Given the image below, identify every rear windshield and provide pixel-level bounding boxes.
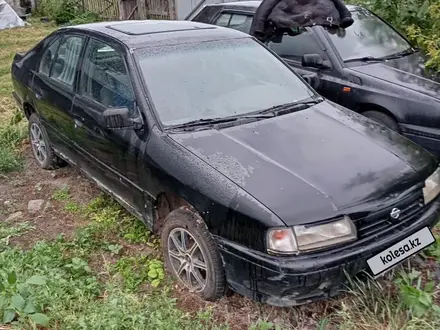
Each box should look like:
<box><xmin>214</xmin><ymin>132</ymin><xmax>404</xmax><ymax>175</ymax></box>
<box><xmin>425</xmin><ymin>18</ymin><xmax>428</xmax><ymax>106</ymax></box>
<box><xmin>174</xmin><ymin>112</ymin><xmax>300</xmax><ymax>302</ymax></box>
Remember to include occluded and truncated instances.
<box><xmin>135</xmin><ymin>38</ymin><xmax>315</xmax><ymax>126</ymax></box>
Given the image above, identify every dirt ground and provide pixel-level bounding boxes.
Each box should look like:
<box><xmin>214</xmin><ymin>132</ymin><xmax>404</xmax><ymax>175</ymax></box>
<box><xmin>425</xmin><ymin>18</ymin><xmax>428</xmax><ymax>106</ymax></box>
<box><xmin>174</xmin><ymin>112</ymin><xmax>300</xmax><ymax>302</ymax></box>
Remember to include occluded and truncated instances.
<box><xmin>0</xmin><ymin>142</ymin><xmax>343</xmax><ymax>329</ymax></box>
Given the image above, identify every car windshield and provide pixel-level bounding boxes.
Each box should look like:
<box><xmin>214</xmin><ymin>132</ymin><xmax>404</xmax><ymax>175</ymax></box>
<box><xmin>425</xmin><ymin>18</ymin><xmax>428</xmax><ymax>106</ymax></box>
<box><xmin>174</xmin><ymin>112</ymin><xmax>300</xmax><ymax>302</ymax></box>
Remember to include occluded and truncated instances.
<box><xmin>135</xmin><ymin>38</ymin><xmax>315</xmax><ymax>126</ymax></box>
<box><xmin>326</xmin><ymin>9</ymin><xmax>413</xmax><ymax>61</ymax></box>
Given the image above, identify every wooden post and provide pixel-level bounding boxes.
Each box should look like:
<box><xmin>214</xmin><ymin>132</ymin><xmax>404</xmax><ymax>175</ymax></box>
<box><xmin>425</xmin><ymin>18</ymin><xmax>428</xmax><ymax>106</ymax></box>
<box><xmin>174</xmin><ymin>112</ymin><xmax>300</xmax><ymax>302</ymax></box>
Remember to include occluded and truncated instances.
<box><xmin>137</xmin><ymin>0</ymin><xmax>147</xmax><ymax>19</ymax></box>
<box><xmin>169</xmin><ymin>0</ymin><xmax>177</xmax><ymax>20</ymax></box>
<box><xmin>118</xmin><ymin>0</ymin><xmax>127</xmax><ymax>19</ymax></box>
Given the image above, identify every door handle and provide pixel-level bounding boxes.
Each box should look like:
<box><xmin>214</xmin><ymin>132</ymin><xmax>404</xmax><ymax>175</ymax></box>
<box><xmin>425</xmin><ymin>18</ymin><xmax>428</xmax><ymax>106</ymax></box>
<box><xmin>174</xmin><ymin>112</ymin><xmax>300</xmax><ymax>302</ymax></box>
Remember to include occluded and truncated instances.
<box><xmin>74</xmin><ymin>118</ymin><xmax>83</xmax><ymax>128</ymax></box>
<box><xmin>34</xmin><ymin>88</ymin><xmax>43</xmax><ymax>100</ymax></box>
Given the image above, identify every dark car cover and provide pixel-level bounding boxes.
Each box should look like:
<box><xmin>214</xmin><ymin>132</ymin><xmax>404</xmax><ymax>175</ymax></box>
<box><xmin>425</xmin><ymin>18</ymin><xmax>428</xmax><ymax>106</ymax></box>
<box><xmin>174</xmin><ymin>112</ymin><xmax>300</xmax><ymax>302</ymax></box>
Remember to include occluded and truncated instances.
<box><xmin>250</xmin><ymin>0</ymin><xmax>354</xmax><ymax>42</ymax></box>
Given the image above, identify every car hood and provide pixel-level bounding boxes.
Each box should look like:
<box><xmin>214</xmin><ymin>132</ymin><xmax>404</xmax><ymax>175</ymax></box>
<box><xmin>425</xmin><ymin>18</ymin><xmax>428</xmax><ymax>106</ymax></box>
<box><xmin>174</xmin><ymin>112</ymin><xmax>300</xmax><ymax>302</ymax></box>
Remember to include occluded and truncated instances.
<box><xmin>351</xmin><ymin>52</ymin><xmax>440</xmax><ymax>100</ymax></box>
<box><xmin>170</xmin><ymin>101</ymin><xmax>437</xmax><ymax>226</ymax></box>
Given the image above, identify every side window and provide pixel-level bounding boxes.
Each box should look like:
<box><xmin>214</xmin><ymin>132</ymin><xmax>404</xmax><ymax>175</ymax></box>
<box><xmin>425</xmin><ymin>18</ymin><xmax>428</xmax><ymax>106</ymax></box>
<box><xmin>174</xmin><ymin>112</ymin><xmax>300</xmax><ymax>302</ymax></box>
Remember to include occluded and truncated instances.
<box><xmin>214</xmin><ymin>13</ymin><xmax>253</xmax><ymax>34</ymax></box>
<box><xmin>38</xmin><ymin>37</ymin><xmax>62</xmax><ymax>76</ymax></box>
<box><xmin>80</xmin><ymin>39</ymin><xmax>135</xmax><ymax>112</ymax></box>
<box><xmin>215</xmin><ymin>13</ymin><xmax>231</xmax><ymax>27</ymax></box>
<box><xmin>50</xmin><ymin>36</ymin><xmax>85</xmax><ymax>87</ymax></box>
<box><xmin>228</xmin><ymin>14</ymin><xmax>253</xmax><ymax>33</ymax></box>
<box><xmin>269</xmin><ymin>29</ymin><xmax>328</xmax><ymax>62</ymax></box>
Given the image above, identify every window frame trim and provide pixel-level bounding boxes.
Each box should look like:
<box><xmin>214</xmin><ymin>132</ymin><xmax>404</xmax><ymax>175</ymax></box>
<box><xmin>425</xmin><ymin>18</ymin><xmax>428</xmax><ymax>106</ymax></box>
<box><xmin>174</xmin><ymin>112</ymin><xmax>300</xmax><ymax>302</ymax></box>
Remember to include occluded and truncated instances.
<box><xmin>78</xmin><ymin>36</ymin><xmax>137</xmax><ymax>112</ymax></box>
<box><xmin>37</xmin><ymin>34</ymin><xmax>63</xmax><ymax>77</ymax></box>
<box><xmin>40</xmin><ymin>33</ymin><xmax>87</xmax><ymax>92</ymax></box>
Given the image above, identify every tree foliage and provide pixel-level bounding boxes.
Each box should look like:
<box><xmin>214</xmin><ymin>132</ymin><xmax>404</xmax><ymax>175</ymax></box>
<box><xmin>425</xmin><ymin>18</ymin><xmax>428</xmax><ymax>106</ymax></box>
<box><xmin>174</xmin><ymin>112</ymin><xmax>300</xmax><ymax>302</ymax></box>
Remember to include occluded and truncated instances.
<box><xmin>349</xmin><ymin>0</ymin><xmax>440</xmax><ymax>72</ymax></box>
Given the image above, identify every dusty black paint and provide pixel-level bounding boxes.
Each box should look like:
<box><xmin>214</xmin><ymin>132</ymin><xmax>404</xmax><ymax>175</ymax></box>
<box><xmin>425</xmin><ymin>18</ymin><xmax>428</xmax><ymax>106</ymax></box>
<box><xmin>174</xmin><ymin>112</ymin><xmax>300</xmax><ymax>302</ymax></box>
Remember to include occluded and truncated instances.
<box><xmin>10</xmin><ymin>20</ymin><xmax>440</xmax><ymax>306</ymax></box>
<box><xmin>191</xmin><ymin>1</ymin><xmax>440</xmax><ymax>157</ymax></box>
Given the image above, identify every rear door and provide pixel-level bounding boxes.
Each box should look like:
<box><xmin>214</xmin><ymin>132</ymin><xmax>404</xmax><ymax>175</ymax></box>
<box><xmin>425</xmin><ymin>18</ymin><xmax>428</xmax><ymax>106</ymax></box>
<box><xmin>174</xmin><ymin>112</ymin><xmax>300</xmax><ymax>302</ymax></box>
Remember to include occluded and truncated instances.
<box><xmin>32</xmin><ymin>34</ymin><xmax>86</xmax><ymax>159</ymax></box>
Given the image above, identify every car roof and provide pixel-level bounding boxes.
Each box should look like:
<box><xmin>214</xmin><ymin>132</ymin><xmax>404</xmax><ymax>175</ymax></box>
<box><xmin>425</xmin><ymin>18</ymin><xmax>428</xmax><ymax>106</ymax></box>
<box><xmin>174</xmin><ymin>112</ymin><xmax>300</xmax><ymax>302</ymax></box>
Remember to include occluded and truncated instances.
<box><xmin>209</xmin><ymin>1</ymin><xmax>362</xmax><ymax>12</ymax></box>
<box><xmin>61</xmin><ymin>20</ymin><xmax>250</xmax><ymax>48</ymax></box>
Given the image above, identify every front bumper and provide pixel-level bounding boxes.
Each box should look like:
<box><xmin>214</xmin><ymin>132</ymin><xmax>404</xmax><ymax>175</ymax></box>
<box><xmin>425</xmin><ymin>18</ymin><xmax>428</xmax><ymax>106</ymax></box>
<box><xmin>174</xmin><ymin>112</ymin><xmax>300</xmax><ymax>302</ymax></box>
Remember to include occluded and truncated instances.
<box><xmin>216</xmin><ymin>199</ymin><xmax>440</xmax><ymax>307</ymax></box>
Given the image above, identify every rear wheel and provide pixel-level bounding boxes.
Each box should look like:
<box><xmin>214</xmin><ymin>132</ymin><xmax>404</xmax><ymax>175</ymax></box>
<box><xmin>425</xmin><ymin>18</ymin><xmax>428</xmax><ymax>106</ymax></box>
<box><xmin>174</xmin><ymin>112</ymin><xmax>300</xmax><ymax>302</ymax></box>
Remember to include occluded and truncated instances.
<box><xmin>362</xmin><ymin>110</ymin><xmax>399</xmax><ymax>132</ymax></box>
<box><xmin>161</xmin><ymin>209</ymin><xmax>225</xmax><ymax>301</ymax></box>
<box><xmin>28</xmin><ymin>113</ymin><xmax>66</xmax><ymax>169</ymax></box>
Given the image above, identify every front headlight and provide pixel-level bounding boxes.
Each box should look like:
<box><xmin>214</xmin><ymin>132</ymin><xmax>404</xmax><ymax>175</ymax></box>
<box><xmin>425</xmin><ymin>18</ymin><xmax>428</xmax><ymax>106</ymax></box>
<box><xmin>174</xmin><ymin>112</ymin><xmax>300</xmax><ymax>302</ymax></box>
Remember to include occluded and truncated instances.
<box><xmin>423</xmin><ymin>167</ymin><xmax>440</xmax><ymax>205</ymax></box>
<box><xmin>267</xmin><ymin>216</ymin><xmax>357</xmax><ymax>255</ymax></box>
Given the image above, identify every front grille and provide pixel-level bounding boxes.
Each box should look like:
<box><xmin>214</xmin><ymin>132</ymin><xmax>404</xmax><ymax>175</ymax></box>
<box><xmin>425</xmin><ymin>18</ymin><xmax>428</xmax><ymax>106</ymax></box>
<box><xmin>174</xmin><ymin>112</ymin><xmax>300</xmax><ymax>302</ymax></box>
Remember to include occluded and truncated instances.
<box><xmin>354</xmin><ymin>192</ymin><xmax>425</xmax><ymax>239</ymax></box>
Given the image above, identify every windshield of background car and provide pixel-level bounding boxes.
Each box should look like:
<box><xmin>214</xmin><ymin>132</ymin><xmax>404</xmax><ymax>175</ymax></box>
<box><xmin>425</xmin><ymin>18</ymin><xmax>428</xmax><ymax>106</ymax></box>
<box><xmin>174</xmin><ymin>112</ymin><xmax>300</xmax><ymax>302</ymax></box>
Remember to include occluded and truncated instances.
<box><xmin>327</xmin><ymin>9</ymin><xmax>412</xmax><ymax>61</ymax></box>
<box><xmin>135</xmin><ymin>38</ymin><xmax>315</xmax><ymax>126</ymax></box>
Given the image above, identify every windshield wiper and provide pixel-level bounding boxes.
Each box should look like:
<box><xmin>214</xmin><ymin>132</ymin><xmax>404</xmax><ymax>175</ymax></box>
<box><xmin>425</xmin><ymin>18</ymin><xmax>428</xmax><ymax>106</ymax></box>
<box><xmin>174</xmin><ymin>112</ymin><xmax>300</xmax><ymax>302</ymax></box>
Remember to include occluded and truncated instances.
<box><xmin>168</xmin><ymin>113</ymin><xmax>275</xmax><ymax>130</ymax></box>
<box><xmin>168</xmin><ymin>99</ymin><xmax>321</xmax><ymax>131</ymax></box>
<box><xmin>258</xmin><ymin>98</ymin><xmax>323</xmax><ymax>115</ymax></box>
<box><xmin>383</xmin><ymin>48</ymin><xmax>418</xmax><ymax>60</ymax></box>
<box><xmin>344</xmin><ymin>56</ymin><xmax>386</xmax><ymax>63</ymax></box>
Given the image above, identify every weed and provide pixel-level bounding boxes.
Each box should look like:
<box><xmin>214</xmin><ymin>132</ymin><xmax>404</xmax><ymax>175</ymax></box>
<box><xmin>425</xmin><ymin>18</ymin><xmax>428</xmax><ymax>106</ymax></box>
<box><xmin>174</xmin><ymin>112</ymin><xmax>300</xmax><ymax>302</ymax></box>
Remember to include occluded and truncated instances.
<box><xmin>395</xmin><ymin>269</ymin><xmax>440</xmax><ymax>317</ymax></box>
<box><xmin>52</xmin><ymin>185</ymin><xmax>70</xmax><ymax>201</ymax></box>
<box><xmin>113</xmin><ymin>256</ymin><xmax>165</xmax><ymax>291</ymax></box>
<box><xmin>0</xmin><ymin>123</ymin><xmax>26</xmax><ymax>173</ymax></box>
<box><xmin>421</xmin><ymin>233</ymin><xmax>440</xmax><ymax>261</ymax></box>
<box><xmin>250</xmin><ymin>319</ymin><xmax>282</xmax><ymax>330</ymax></box>
<box><xmin>0</xmin><ymin>272</ymin><xmax>49</xmax><ymax>326</ymax></box>
<box><xmin>104</xmin><ymin>243</ymin><xmax>123</xmax><ymax>255</ymax></box>
<box><xmin>122</xmin><ymin>216</ymin><xmax>151</xmax><ymax>244</ymax></box>
<box><xmin>0</xmin><ymin>222</ymin><xmax>34</xmax><ymax>250</ymax></box>
<box><xmin>64</xmin><ymin>200</ymin><xmax>82</xmax><ymax>213</ymax></box>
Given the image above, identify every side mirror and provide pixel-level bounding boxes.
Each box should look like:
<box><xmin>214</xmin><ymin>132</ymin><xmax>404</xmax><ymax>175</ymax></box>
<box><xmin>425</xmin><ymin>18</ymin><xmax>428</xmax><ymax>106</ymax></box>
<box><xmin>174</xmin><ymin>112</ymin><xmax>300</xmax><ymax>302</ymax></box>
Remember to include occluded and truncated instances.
<box><xmin>301</xmin><ymin>53</ymin><xmax>331</xmax><ymax>70</ymax></box>
<box><xmin>101</xmin><ymin>107</ymin><xmax>143</xmax><ymax>130</ymax></box>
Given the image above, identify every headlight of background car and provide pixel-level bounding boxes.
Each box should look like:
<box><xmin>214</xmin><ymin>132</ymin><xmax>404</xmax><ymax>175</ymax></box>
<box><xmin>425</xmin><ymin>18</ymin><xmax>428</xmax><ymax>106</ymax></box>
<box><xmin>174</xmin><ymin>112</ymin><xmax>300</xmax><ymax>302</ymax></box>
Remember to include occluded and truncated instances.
<box><xmin>267</xmin><ymin>216</ymin><xmax>357</xmax><ymax>255</ymax></box>
<box><xmin>423</xmin><ymin>167</ymin><xmax>440</xmax><ymax>205</ymax></box>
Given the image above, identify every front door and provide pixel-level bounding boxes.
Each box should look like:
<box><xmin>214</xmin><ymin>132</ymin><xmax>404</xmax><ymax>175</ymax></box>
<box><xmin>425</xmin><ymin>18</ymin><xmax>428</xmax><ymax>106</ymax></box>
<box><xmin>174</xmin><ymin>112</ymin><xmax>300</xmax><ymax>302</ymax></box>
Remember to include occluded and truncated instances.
<box><xmin>71</xmin><ymin>37</ymin><xmax>145</xmax><ymax>215</ymax></box>
<box><xmin>32</xmin><ymin>34</ymin><xmax>86</xmax><ymax>160</ymax></box>
<box><xmin>266</xmin><ymin>28</ymin><xmax>343</xmax><ymax>102</ymax></box>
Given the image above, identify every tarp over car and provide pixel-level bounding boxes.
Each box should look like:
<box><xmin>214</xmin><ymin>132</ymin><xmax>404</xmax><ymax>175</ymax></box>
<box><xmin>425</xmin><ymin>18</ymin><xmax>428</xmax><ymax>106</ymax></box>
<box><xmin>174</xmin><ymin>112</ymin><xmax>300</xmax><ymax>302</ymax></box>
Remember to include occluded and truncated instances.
<box><xmin>0</xmin><ymin>0</ymin><xmax>25</xmax><ymax>30</ymax></box>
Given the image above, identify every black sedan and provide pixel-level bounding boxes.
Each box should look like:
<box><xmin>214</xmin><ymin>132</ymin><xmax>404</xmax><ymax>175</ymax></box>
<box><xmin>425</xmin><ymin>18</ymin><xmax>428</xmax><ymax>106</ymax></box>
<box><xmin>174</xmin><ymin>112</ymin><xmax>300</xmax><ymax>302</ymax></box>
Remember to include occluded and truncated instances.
<box><xmin>189</xmin><ymin>1</ymin><xmax>440</xmax><ymax>157</ymax></box>
<box><xmin>11</xmin><ymin>20</ymin><xmax>440</xmax><ymax>307</ymax></box>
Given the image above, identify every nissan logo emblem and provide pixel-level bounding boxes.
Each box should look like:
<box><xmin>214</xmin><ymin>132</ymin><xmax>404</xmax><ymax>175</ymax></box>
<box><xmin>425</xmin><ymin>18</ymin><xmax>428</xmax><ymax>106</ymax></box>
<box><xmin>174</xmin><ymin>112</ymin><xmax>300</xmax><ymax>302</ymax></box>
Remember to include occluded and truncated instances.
<box><xmin>390</xmin><ymin>208</ymin><xmax>401</xmax><ymax>219</ymax></box>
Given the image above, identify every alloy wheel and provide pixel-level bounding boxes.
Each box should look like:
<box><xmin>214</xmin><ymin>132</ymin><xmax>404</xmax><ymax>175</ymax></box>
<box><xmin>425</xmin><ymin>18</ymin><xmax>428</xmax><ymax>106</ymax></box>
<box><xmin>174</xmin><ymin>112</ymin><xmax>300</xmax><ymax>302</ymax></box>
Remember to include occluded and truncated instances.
<box><xmin>167</xmin><ymin>227</ymin><xmax>208</xmax><ymax>292</ymax></box>
<box><xmin>30</xmin><ymin>123</ymin><xmax>47</xmax><ymax>165</ymax></box>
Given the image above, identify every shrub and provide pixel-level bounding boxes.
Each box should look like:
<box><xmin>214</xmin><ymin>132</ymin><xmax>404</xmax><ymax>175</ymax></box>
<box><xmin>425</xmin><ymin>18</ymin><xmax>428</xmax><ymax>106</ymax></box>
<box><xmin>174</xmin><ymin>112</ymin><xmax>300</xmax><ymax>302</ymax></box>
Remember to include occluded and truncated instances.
<box><xmin>37</xmin><ymin>0</ymin><xmax>100</xmax><ymax>25</ymax></box>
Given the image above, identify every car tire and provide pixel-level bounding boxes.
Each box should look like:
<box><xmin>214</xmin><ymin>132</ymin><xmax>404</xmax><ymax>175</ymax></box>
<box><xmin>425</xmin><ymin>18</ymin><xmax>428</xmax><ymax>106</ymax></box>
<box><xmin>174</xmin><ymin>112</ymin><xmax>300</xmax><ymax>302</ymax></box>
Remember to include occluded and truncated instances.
<box><xmin>161</xmin><ymin>208</ymin><xmax>226</xmax><ymax>301</ymax></box>
<box><xmin>362</xmin><ymin>111</ymin><xmax>399</xmax><ymax>132</ymax></box>
<box><xmin>28</xmin><ymin>113</ymin><xmax>66</xmax><ymax>169</ymax></box>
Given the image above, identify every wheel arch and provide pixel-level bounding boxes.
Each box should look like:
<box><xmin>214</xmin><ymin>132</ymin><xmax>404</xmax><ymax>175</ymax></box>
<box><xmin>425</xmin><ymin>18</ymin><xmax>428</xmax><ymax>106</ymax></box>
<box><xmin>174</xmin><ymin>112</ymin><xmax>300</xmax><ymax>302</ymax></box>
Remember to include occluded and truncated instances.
<box><xmin>357</xmin><ymin>103</ymin><xmax>399</xmax><ymax>123</ymax></box>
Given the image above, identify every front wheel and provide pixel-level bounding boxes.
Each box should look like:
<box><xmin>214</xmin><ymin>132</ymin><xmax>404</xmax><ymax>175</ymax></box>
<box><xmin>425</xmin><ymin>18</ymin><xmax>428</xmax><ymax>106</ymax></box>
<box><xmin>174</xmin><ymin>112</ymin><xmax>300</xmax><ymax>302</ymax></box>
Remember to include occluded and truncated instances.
<box><xmin>161</xmin><ymin>209</ymin><xmax>226</xmax><ymax>301</ymax></box>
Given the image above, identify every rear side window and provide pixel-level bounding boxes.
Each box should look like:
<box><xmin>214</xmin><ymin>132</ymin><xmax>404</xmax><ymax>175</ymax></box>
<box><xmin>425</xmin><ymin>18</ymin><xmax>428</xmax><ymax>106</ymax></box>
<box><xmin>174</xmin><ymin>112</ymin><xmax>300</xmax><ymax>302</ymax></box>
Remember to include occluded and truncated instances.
<box><xmin>38</xmin><ymin>37</ymin><xmax>62</xmax><ymax>76</ymax></box>
<box><xmin>228</xmin><ymin>14</ymin><xmax>253</xmax><ymax>33</ymax></box>
<box><xmin>214</xmin><ymin>13</ymin><xmax>253</xmax><ymax>33</ymax></box>
<box><xmin>80</xmin><ymin>39</ymin><xmax>135</xmax><ymax>112</ymax></box>
<box><xmin>268</xmin><ymin>29</ymin><xmax>328</xmax><ymax>62</ymax></box>
<box><xmin>51</xmin><ymin>35</ymin><xmax>85</xmax><ymax>87</ymax></box>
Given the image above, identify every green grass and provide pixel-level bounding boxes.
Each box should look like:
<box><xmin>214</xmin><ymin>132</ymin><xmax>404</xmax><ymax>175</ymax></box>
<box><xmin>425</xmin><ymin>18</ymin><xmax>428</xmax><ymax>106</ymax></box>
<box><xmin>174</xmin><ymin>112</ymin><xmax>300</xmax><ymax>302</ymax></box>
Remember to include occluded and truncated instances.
<box><xmin>0</xmin><ymin>195</ymin><xmax>227</xmax><ymax>329</ymax></box>
<box><xmin>0</xmin><ymin>20</ymin><xmax>55</xmax><ymax>174</ymax></box>
<box><xmin>0</xmin><ymin>121</ymin><xmax>26</xmax><ymax>173</ymax></box>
